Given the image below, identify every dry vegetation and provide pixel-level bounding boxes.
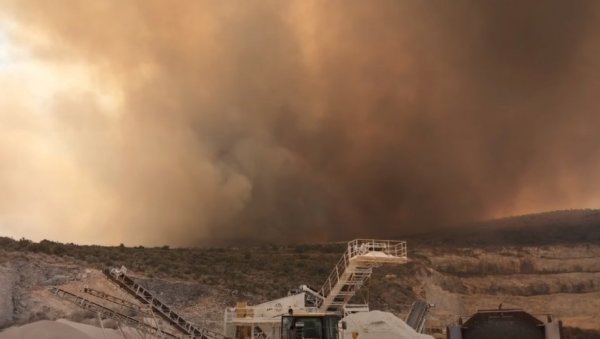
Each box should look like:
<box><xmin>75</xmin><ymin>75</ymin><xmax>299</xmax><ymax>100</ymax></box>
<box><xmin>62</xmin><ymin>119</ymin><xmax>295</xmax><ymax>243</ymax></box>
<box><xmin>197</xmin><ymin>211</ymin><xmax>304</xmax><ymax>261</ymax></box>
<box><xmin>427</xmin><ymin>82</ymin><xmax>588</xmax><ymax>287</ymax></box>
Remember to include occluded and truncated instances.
<box><xmin>0</xmin><ymin>237</ymin><xmax>348</xmax><ymax>303</ymax></box>
<box><xmin>1</xmin><ymin>209</ymin><xmax>600</xmax><ymax>338</ymax></box>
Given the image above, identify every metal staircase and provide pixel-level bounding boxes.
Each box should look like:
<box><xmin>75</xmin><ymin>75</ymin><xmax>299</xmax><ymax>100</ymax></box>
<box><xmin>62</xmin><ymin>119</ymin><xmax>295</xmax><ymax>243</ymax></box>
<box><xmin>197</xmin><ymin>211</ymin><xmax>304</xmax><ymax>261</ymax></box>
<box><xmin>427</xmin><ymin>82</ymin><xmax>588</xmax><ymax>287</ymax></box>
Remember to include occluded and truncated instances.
<box><xmin>49</xmin><ymin>287</ymin><xmax>176</xmax><ymax>338</ymax></box>
<box><xmin>104</xmin><ymin>267</ymin><xmax>225</xmax><ymax>339</ymax></box>
<box><xmin>317</xmin><ymin>239</ymin><xmax>407</xmax><ymax>312</ymax></box>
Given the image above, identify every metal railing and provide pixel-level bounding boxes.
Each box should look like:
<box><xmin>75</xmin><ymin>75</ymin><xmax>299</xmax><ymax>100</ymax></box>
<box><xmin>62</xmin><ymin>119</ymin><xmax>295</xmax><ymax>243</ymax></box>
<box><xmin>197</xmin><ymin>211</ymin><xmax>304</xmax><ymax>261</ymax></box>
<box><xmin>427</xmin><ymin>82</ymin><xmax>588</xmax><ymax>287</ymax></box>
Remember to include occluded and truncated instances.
<box><xmin>343</xmin><ymin>304</ymin><xmax>370</xmax><ymax>317</ymax></box>
<box><xmin>318</xmin><ymin>239</ymin><xmax>407</xmax><ymax>312</ymax></box>
<box><xmin>318</xmin><ymin>251</ymin><xmax>350</xmax><ymax>306</ymax></box>
<box><xmin>347</xmin><ymin>239</ymin><xmax>407</xmax><ymax>258</ymax></box>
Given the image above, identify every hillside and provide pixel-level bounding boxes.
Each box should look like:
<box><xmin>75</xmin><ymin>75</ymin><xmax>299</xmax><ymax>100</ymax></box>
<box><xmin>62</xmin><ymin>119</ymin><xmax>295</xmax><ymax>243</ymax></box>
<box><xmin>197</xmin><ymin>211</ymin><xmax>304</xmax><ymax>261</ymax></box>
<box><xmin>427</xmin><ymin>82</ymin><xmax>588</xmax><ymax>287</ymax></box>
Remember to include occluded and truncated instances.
<box><xmin>408</xmin><ymin>209</ymin><xmax>600</xmax><ymax>247</ymax></box>
<box><xmin>0</xmin><ymin>210</ymin><xmax>599</xmax><ymax>338</ymax></box>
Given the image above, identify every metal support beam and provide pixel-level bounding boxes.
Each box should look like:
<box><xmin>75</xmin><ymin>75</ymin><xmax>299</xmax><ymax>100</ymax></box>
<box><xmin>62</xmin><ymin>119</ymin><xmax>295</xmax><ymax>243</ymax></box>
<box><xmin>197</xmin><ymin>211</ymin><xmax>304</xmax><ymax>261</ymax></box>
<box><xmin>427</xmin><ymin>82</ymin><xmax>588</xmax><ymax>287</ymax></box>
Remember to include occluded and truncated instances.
<box><xmin>49</xmin><ymin>287</ymin><xmax>176</xmax><ymax>338</ymax></box>
<box><xmin>103</xmin><ymin>267</ymin><xmax>224</xmax><ymax>339</ymax></box>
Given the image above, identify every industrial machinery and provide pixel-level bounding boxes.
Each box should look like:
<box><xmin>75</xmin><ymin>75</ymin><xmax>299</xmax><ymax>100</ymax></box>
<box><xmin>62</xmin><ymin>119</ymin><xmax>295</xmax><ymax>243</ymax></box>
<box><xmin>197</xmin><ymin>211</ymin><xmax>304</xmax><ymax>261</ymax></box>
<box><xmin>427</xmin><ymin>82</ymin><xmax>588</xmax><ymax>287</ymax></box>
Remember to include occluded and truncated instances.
<box><xmin>104</xmin><ymin>266</ymin><xmax>225</xmax><ymax>339</ymax></box>
<box><xmin>446</xmin><ymin>308</ymin><xmax>562</xmax><ymax>339</ymax></box>
<box><xmin>281</xmin><ymin>312</ymin><xmax>341</xmax><ymax>339</ymax></box>
<box><xmin>51</xmin><ymin>266</ymin><xmax>224</xmax><ymax>339</ymax></box>
<box><xmin>49</xmin><ymin>286</ymin><xmax>177</xmax><ymax>338</ymax></box>
<box><xmin>46</xmin><ymin>239</ymin><xmax>570</xmax><ymax>339</ymax></box>
<box><xmin>50</xmin><ymin>239</ymin><xmax>410</xmax><ymax>339</ymax></box>
<box><xmin>406</xmin><ymin>300</ymin><xmax>432</xmax><ymax>334</ymax></box>
<box><xmin>224</xmin><ymin>239</ymin><xmax>408</xmax><ymax>339</ymax></box>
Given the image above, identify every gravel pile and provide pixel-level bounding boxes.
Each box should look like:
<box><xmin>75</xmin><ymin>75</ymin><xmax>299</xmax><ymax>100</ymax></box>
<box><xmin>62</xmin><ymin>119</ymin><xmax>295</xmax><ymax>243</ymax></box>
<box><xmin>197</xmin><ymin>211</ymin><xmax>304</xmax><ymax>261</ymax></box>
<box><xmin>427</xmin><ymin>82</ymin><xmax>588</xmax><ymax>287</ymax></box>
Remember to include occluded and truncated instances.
<box><xmin>342</xmin><ymin>310</ymin><xmax>434</xmax><ymax>339</ymax></box>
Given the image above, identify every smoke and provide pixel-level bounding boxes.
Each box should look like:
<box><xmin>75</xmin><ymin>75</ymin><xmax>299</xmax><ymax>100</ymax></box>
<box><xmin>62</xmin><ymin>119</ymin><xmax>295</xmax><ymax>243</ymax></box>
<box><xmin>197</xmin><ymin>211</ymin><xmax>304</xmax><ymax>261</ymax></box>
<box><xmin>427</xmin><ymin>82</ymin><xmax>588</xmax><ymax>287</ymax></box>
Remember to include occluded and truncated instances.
<box><xmin>0</xmin><ymin>0</ymin><xmax>599</xmax><ymax>245</ymax></box>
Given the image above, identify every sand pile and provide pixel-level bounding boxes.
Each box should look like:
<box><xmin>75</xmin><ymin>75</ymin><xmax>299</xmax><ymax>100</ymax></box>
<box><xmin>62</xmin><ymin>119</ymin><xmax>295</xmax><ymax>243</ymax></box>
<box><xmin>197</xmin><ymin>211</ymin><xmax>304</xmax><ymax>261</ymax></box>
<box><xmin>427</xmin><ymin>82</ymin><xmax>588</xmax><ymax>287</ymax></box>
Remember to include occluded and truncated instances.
<box><xmin>0</xmin><ymin>319</ymin><xmax>143</xmax><ymax>339</ymax></box>
<box><xmin>342</xmin><ymin>311</ymin><xmax>434</xmax><ymax>339</ymax></box>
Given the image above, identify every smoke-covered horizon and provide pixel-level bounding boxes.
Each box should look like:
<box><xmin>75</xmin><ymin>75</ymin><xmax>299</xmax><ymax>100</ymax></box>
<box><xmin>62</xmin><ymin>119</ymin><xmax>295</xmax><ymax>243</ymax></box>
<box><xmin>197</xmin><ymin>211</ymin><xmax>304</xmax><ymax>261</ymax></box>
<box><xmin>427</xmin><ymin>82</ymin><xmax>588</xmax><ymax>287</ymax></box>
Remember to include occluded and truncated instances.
<box><xmin>0</xmin><ymin>1</ymin><xmax>599</xmax><ymax>246</ymax></box>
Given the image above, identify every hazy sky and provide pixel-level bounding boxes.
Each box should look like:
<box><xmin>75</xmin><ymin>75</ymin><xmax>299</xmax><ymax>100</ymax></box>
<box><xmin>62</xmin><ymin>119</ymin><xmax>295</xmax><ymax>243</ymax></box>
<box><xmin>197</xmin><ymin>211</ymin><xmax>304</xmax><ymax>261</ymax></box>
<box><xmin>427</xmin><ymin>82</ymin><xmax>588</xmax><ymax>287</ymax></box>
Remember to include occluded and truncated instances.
<box><xmin>0</xmin><ymin>1</ymin><xmax>599</xmax><ymax>246</ymax></box>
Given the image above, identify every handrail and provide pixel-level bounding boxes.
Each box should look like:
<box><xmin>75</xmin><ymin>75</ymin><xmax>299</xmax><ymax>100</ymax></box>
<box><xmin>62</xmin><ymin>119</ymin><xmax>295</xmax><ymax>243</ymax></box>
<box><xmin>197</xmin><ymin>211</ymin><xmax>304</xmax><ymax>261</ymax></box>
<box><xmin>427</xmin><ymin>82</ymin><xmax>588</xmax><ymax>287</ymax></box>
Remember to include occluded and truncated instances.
<box><xmin>317</xmin><ymin>239</ymin><xmax>407</xmax><ymax>312</ymax></box>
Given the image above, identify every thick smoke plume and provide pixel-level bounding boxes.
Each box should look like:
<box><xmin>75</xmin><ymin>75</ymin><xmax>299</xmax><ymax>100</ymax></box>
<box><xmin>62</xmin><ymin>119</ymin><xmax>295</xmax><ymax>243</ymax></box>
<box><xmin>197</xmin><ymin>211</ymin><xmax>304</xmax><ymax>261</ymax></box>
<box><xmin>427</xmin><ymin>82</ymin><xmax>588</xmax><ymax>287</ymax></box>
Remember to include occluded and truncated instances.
<box><xmin>0</xmin><ymin>1</ymin><xmax>599</xmax><ymax>245</ymax></box>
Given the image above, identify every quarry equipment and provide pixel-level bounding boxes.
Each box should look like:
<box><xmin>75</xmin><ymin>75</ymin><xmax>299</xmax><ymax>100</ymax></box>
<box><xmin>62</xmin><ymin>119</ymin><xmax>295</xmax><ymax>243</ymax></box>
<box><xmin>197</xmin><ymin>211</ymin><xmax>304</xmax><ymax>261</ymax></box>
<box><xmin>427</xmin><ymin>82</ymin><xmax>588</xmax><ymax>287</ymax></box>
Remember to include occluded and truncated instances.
<box><xmin>446</xmin><ymin>308</ymin><xmax>562</xmax><ymax>339</ymax></box>
<box><xmin>318</xmin><ymin>239</ymin><xmax>407</xmax><ymax>312</ymax></box>
<box><xmin>281</xmin><ymin>312</ymin><xmax>341</xmax><ymax>339</ymax></box>
<box><xmin>104</xmin><ymin>266</ymin><xmax>225</xmax><ymax>339</ymax></box>
<box><xmin>83</xmin><ymin>286</ymin><xmax>150</xmax><ymax>316</ymax></box>
<box><xmin>406</xmin><ymin>300</ymin><xmax>432</xmax><ymax>334</ymax></box>
<box><xmin>224</xmin><ymin>239</ymin><xmax>408</xmax><ymax>339</ymax></box>
<box><xmin>49</xmin><ymin>286</ymin><xmax>177</xmax><ymax>338</ymax></box>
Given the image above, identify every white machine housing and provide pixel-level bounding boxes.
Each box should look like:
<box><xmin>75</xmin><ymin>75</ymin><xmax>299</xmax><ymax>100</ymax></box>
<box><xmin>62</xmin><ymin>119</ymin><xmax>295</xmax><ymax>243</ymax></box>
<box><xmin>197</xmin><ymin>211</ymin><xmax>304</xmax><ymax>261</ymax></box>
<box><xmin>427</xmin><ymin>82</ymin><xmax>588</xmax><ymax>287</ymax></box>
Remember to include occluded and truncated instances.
<box><xmin>224</xmin><ymin>239</ymin><xmax>408</xmax><ymax>339</ymax></box>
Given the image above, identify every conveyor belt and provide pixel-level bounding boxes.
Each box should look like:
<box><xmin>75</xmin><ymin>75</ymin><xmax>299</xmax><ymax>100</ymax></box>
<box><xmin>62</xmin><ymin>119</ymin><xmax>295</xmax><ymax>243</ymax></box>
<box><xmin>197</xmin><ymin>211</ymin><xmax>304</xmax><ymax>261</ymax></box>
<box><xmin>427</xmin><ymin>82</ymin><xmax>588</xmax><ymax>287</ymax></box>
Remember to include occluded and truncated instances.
<box><xmin>49</xmin><ymin>287</ymin><xmax>176</xmax><ymax>338</ymax></box>
<box><xmin>103</xmin><ymin>267</ymin><xmax>225</xmax><ymax>339</ymax></box>
<box><xmin>83</xmin><ymin>287</ymin><xmax>149</xmax><ymax>315</ymax></box>
<box><xmin>406</xmin><ymin>300</ymin><xmax>430</xmax><ymax>333</ymax></box>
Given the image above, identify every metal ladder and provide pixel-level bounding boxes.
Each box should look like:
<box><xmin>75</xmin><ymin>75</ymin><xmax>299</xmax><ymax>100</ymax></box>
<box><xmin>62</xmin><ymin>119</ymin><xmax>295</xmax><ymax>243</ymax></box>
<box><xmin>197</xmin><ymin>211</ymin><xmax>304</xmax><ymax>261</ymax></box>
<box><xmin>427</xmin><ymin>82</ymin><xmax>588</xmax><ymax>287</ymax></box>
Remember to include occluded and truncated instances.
<box><xmin>317</xmin><ymin>239</ymin><xmax>407</xmax><ymax>312</ymax></box>
<box><xmin>103</xmin><ymin>267</ymin><xmax>225</xmax><ymax>339</ymax></box>
<box><xmin>49</xmin><ymin>287</ymin><xmax>176</xmax><ymax>338</ymax></box>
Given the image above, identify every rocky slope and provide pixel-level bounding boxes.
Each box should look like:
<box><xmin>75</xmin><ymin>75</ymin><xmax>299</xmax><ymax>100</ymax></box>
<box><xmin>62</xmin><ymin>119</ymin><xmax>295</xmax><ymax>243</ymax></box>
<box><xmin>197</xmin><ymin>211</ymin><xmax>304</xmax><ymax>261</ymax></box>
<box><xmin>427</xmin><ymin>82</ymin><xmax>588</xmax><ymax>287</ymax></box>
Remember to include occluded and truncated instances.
<box><xmin>0</xmin><ymin>209</ymin><xmax>599</xmax><ymax>338</ymax></box>
<box><xmin>0</xmin><ymin>251</ymin><xmax>84</xmax><ymax>328</ymax></box>
<box><xmin>412</xmin><ymin>244</ymin><xmax>600</xmax><ymax>331</ymax></box>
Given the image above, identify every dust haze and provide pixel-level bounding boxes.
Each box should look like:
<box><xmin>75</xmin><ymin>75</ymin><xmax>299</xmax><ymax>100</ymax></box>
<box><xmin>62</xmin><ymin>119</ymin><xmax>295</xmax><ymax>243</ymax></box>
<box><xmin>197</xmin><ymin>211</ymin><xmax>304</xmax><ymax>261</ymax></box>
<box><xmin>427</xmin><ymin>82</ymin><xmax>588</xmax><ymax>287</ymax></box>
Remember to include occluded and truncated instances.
<box><xmin>0</xmin><ymin>1</ymin><xmax>599</xmax><ymax>246</ymax></box>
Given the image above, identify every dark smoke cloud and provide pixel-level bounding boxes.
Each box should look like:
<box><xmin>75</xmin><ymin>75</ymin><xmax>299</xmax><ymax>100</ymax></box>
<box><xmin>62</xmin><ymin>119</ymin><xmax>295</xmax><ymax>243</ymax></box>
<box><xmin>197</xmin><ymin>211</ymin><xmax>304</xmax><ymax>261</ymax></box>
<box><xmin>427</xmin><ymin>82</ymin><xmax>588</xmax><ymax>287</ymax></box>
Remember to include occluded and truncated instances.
<box><xmin>0</xmin><ymin>1</ymin><xmax>599</xmax><ymax>245</ymax></box>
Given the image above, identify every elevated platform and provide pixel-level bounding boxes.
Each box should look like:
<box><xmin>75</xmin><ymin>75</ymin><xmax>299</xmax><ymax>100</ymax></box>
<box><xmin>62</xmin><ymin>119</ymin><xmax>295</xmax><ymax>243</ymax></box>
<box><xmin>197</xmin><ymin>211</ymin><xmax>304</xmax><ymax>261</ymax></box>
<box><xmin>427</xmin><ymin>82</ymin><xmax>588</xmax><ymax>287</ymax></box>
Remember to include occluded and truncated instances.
<box><xmin>318</xmin><ymin>239</ymin><xmax>407</xmax><ymax>312</ymax></box>
<box><xmin>348</xmin><ymin>239</ymin><xmax>408</xmax><ymax>264</ymax></box>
